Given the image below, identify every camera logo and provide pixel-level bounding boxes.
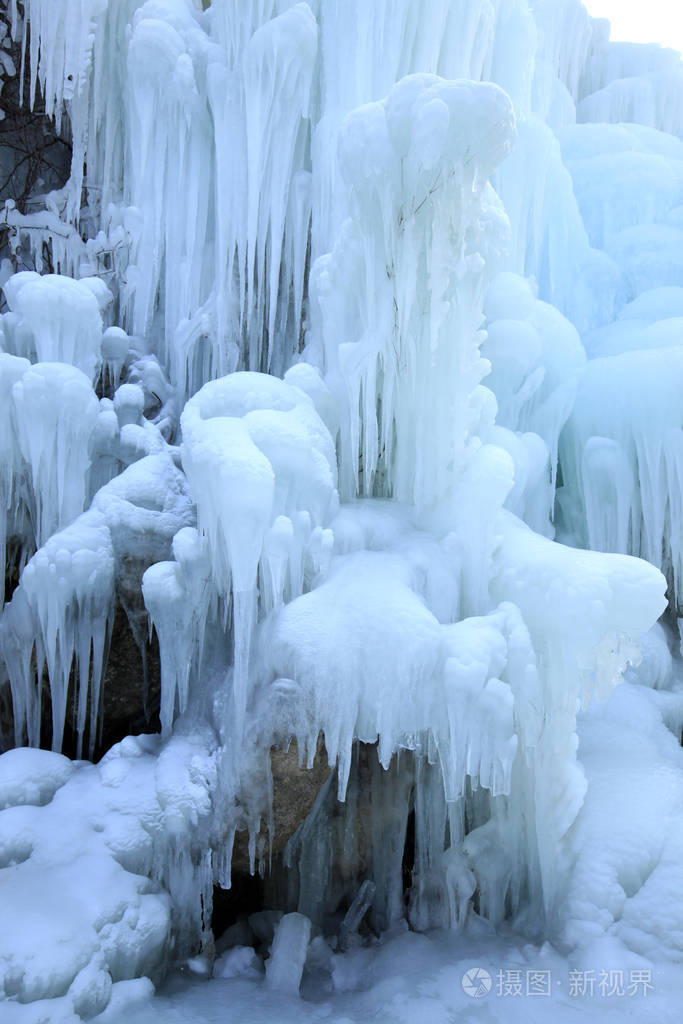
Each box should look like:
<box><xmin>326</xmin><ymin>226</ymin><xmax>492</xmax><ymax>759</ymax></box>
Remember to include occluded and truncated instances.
<box><xmin>462</xmin><ymin>967</ymin><xmax>493</xmax><ymax>998</ymax></box>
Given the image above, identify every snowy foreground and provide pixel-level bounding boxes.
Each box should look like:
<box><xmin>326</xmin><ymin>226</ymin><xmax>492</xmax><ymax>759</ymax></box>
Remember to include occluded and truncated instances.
<box><xmin>3</xmin><ymin>0</ymin><xmax>683</xmax><ymax>1020</ymax></box>
<box><xmin>5</xmin><ymin>664</ymin><xmax>683</xmax><ymax>1024</ymax></box>
<box><xmin>55</xmin><ymin>925</ymin><xmax>683</xmax><ymax>1024</ymax></box>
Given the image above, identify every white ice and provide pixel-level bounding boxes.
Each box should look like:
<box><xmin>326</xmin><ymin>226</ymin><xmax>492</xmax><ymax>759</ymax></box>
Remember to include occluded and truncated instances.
<box><xmin>1</xmin><ymin>1</ymin><xmax>683</xmax><ymax>1021</ymax></box>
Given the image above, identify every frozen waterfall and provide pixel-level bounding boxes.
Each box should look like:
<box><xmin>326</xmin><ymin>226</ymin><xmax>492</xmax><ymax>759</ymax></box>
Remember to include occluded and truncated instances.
<box><xmin>1</xmin><ymin>1</ymin><xmax>683</xmax><ymax>1021</ymax></box>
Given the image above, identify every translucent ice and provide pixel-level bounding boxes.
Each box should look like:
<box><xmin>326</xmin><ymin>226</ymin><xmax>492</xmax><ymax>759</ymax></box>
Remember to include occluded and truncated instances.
<box><xmin>11</xmin><ymin>363</ymin><xmax>100</xmax><ymax>548</ymax></box>
<box><xmin>1</xmin><ymin>509</ymin><xmax>114</xmax><ymax>754</ymax></box>
<box><xmin>314</xmin><ymin>73</ymin><xmax>515</xmax><ymax>508</ymax></box>
<box><xmin>3</xmin><ymin>272</ymin><xmax>109</xmax><ymax>380</ymax></box>
<box><xmin>265</xmin><ymin>912</ymin><xmax>311</xmax><ymax>994</ymax></box>
<box><xmin>180</xmin><ymin>370</ymin><xmax>337</xmax><ymax>732</ymax></box>
<box><xmin>3</xmin><ymin>0</ymin><xmax>683</xmax><ymax>1013</ymax></box>
<box><xmin>561</xmin><ymin>348</ymin><xmax>683</xmax><ymax>604</ymax></box>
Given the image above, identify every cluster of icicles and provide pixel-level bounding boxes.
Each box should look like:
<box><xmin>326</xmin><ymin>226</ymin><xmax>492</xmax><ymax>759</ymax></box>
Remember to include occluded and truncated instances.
<box><xmin>0</xmin><ymin>0</ymin><xmax>681</xmax><ymax>974</ymax></box>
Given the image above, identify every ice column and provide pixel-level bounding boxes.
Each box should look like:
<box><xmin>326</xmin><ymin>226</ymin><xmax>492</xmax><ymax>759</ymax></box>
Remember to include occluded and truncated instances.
<box><xmin>180</xmin><ymin>371</ymin><xmax>337</xmax><ymax>736</ymax></box>
<box><xmin>11</xmin><ymin>363</ymin><xmax>100</xmax><ymax>549</ymax></box>
<box><xmin>314</xmin><ymin>73</ymin><xmax>515</xmax><ymax>510</ymax></box>
<box><xmin>0</xmin><ymin>353</ymin><xmax>30</xmax><ymax>609</ymax></box>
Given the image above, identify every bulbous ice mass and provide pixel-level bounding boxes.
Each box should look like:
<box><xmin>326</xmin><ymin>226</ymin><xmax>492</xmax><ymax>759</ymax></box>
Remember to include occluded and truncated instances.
<box><xmin>0</xmin><ymin>0</ymin><xmax>682</xmax><ymax>1018</ymax></box>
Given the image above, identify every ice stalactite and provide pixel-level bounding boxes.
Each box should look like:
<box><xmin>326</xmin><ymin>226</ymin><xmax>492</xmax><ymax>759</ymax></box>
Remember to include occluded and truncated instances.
<box><xmin>124</xmin><ymin>1</ymin><xmax>215</xmax><ymax>356</ymax></box>
<box><xmin>239</xmin><ymin>4</ymin><xmax>317</xmax><ymax>371</ymax></box>
<box><xmin>481</xmin><ymin>271</ymin><xmax>586</xmax><ymax>534</ymax></box>
<box><xmin>2</xmin><ymin>271</ymin><xmax>110</xmax><ymax>379</ymax></box>
<box><xmin>315</xmin><ymin>74</ymin><xmax>515</xmax><ymax>509</ymax></box>
<box><xmin>0</xmin><ymin>274</ymin><xmax>135</xmax><ymax>590</ymax></box>
<box><xmin>142</xmin><ymin>528</ymin><xmax>214</xmax><ymax>738</ymax></box>
<box><xmin>578</xmin><ymin>68</ymin><xmax>683</xmax><ymax>137</ymax></box>
<box><xmin>0</xmin><ymin>279</ymin><xmax>143</xmax><ymax>611</ymax></box>
<box><xmin>550</xmin><ymin>119</ymin><xmax>683</xmax><ymax>610</ymax></box>
<box><xmin>1</xmin><ymin>510</ymin><xmax>114</xmax><ymax>755</ymax></box>
<box><xmin>268</xmin><ymin>595</ymin><xmax>542</xmax><ymax>929</ymax></box>
<box><xmin>491</xmin><ymin>512</ymin><xmax>665</xmax><ymax>920</ymax></box>
<box><xmin>0</xmin><ymin>351</ymin><xmax>30</xmax><ymax>610</ymax></box>
<box><xmin>560</xmin><ymin>348</ymin><xmax>683</xmax><ymax>608</ymax></box>
<box><xmin>125</xmin><ymin>0</ymin><xmax>319</xmax><ymax>390</ymax></box>
<box><xmin>178</xmin><ymin>371</ymin><xmax>337</xmax><ymax>740</ymax></box>
<box><xmin>1</xmin><ymin>452</ymin><xmax>194</xmax><ymax>756</ymax></box>
<box><xmin>529</xmin><ymin>0</ymin><xmax>593</xmax><ymax>107</ymax></box>
<box><xmin>0</xmin><ymin>352</ymin><xmax>103</xmax><ymax>597</ymax></box>
<box><xmin>1</xmin><ymin>0</ymin><xmax>683</xmax><ymax>1016</ymax></box>
<box><xmin>11</xmin><ymin>364</ymin><xmax>100</xmax><ymax>548</ymax></box>
<box><xmin>13</xmin><ymin>0</ymin><xmax>106</xmax><ymax>124</ymax></box>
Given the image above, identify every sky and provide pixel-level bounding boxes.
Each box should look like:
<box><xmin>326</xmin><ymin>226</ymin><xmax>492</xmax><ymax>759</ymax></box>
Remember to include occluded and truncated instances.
<box><xmin>583</xmin><ymin>0</ymin><xmax>683</xmax><ymax>54</ymax></box>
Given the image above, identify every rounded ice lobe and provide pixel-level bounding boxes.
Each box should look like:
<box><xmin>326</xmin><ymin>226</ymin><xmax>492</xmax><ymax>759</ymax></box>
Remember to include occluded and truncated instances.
<box><xmin>180</xmin><ymin>371</ymin><xmax>337</xmax><ymax>594</ymax></box>
<box><xmin>484</xmin><ymin>272</ymin><xmax>536</xmax><ymax>323</ymax></box>
<box><xmin>0</xmin><ymin>748</ymin><xmax>74</xmax><ymax>810</ymax></box>
<box><xmin>3</xmin><ymin>273</ymin><xmax>106</xmax><ymax>380</ymax></box>
<box><xmin>114</xmin><ymin>383</ymin><xmax>145</xmax><ymax>427</ymax></box>
<box><xmin>411</xmin><ymin>96</ymin><xmax>450</xmax><ymax>170</ymax></box>
<box><xmin>129</xmin><ymin>19</ymin><xmax>186</xmax><ymax>84</ymax></box>
<box><xmin>101</xmin><ymin>327</ymin><xmax>130</xmax><ymax>362</ymax></box>
<box><xmin>69</xmin><ymin>962</ymin><xmax>113</xmax><ymax>1020</ymax></box>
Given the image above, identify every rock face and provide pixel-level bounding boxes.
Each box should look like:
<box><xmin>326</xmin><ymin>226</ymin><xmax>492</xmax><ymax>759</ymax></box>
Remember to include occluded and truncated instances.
<box><xmin>231</xmin><ymin>737</ymin><xmax>332</xmax><ymax>874</ymax></box>
<box><xmin>0</xmin><ymin>600</ymin><xmax>161</xmax><ymax>760</ymax></box>
<box><xmin>270</xmin><ymin>739</ymin><xmax>333</xmax><ymax>855</ymax></box>
<box><xmin>99</xmin><ymin>603</ymin><xmax>162</xmax><ymax>758</ymax></box>
<box><xmin>213</xmin><ymin>738</ymin><xmax>332</xmax><ymax>938</ymax></box>
<box><xmin>0</xmin><ymin>12</ymin><xmax>71</xmax><ymax>219</ymax></box>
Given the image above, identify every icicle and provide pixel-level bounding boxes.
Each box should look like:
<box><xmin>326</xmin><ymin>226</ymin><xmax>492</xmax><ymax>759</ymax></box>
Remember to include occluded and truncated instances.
<box><xmin>181</xmin><ymin>371</ymin><xmax>337</xmax><ymax>733</ymax></box>
<box><xmin>338</xmin><ymin>880</ymin><xmax>375</xmax><ymax>950</ymax></box>
<box><xmin>13</xmin><ymin>0</ymin><xmax>107</xmax><ymax>124</ymax></box>
<box><xmin>142</xmin><ymin>528</ymin><xmax>213</xmax><ymax>738</ymax></box>
<box><xmin>0</xmin><ymin>353</ymin><xmax>30</xmax><ymax>609</ymax></box>
<box><xmin>561</xmin><ymin>347</ymin><xmax>683</xmax><ymax>607</ymax></box>
<box><xmin>1</xmin><ymin>509</ymin><xmax>115</xmax><ymax>755</ymax></box>
<box><xmin>241</xmin><ymin>4</ymin><xmax>317</xmax><ymax>371</ymax></box>
<box><xmin>12</xmin><ymin>362</ymin><xmax>100</xmax><ymax>549</ymax></box>
<box><xmin>3</xmin><ymin>272</ymin><xmax>108</xmax><ymax>381</ymax></box>
<box><xmin>315</xmin><ymin>73</ymin><xmax>515</xmax><ymax>510</ymax></box>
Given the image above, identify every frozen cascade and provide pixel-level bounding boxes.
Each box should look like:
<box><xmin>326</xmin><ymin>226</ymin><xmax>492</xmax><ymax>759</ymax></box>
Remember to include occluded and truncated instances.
<box><xmin>141</xmin><ymin>528</ymin><xmax>213</xmax><ymax>739</ymax></box>
<box><xmin>1</xmin><ymin>509</ymin><xmax>114</xmax><ymax>755</ymax></box>
<box><xmin>178</xmin><ymin>370</ymin><xmax>337</xmax><ymax>737</ymax></box>
<box><xmin>11</xmin><ymin>364</ymin><xmax>100</xmax><ymax>548</ymax></box>
<box><xmin>0</xmin><ymin>355</ymin><xmax>102</xmax><ymax>591</ymax></box>
<box><xmin>1</xmin><ymin>453</ymin><xmax>194</xmax><ymax>756</ymax></box>
<box><xmin>0</xmin><ymin>351</ymin><xmax>30</xmax><ymax>611</ymax></box>
<box><xmin>560</xmin><ymin>348</ymin><xmax>683</xmax><ymax>605</ymax></box>
<box><xmin>313</xmin><ymin>74</ymin><xmax>515</xmax><ymax>509</ymax></box>
<box><xmin>1</xmin><ymin>0</ymin><xmax>683</xmax><ymax>1019</ymax></box>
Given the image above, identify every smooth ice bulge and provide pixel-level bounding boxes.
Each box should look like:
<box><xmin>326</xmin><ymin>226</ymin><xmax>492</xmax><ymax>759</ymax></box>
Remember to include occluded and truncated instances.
<box><xmin>0</xmin><ymin>0</ymin><xmax>681</xmax><ymax>1020</ymax></box>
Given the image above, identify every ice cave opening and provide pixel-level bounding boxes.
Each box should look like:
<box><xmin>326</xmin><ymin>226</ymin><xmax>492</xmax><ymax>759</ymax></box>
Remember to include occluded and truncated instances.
<box><xmin>2</xmin><ymin>1</ymin><xmax>683</xmax><ymax>1022</ymax></box>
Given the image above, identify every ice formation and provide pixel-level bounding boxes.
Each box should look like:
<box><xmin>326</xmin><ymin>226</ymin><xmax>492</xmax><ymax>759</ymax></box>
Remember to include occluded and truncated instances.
<box><xmin>1</xmin><ymin>0</ymin><xmax>683</xmax><ymax>1020</ymax></box>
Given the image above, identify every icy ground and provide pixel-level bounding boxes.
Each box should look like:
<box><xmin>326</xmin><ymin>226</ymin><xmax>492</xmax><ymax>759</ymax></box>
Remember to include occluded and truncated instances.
<box><xmin>5</xmin><ymin>655</ymin><xmax>683</xmax><ymax>1024</ymax></box>
<box><xmin>100</xmin><ymin>931</ymin><xmax>683</xmax><ymax>1024</ymax></box>
<box><xmin>15</xmin><ymin>923</ymin><xmax>683</xmax><ymax>1024</ymax></box>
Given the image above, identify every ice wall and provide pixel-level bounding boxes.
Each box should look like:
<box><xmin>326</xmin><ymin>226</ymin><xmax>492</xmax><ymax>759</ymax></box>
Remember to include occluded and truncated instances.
<box><xmin>1</xmin><ymin>0</ymin><xmax>682</xmax><ymax>1016</ymax></box>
